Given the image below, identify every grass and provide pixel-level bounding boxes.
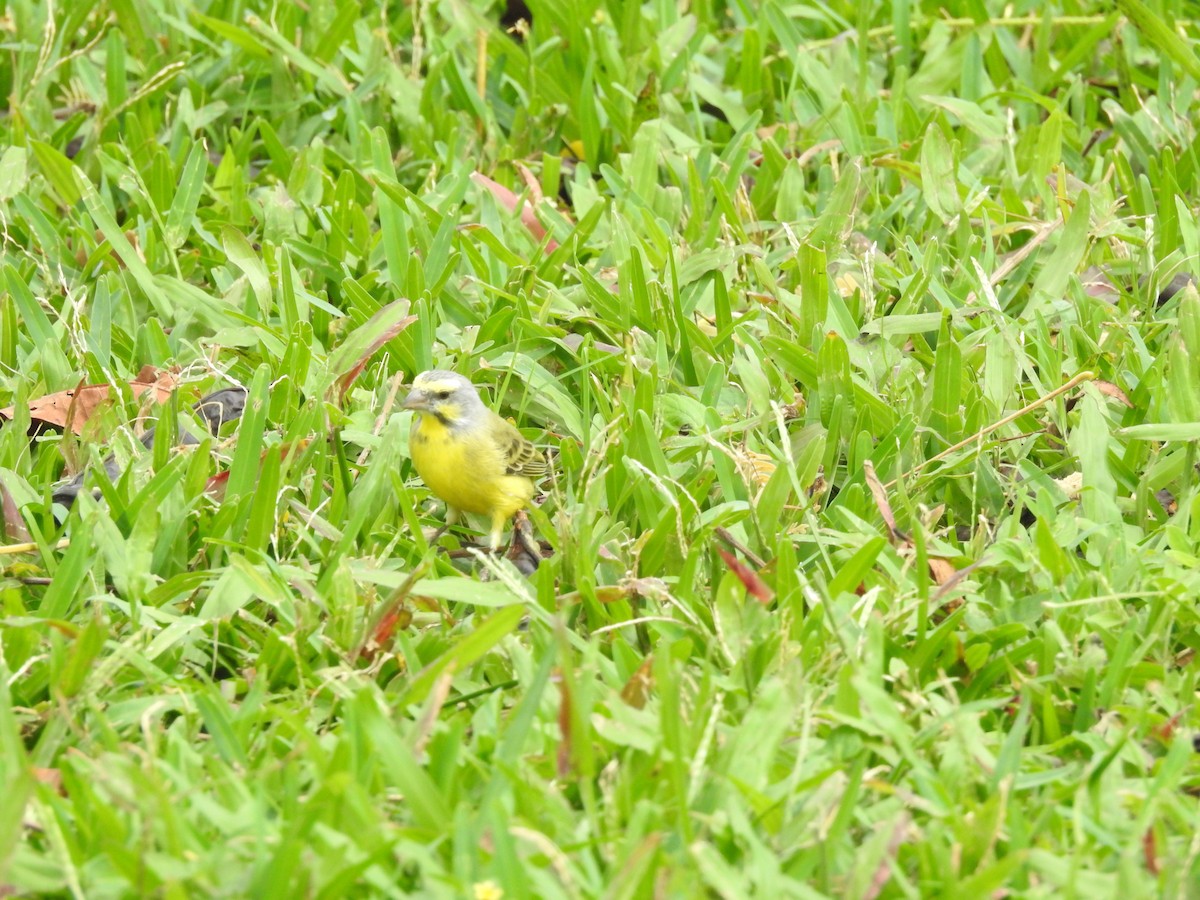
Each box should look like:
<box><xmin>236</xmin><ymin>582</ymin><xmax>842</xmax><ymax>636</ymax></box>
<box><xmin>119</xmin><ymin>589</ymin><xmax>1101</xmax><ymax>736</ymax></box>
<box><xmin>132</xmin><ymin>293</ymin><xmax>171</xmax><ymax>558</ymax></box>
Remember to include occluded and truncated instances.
<box><xmin>2</xmin><ymin>0</ymin><xmax>1200</xmax><ymax>895</ymax></box>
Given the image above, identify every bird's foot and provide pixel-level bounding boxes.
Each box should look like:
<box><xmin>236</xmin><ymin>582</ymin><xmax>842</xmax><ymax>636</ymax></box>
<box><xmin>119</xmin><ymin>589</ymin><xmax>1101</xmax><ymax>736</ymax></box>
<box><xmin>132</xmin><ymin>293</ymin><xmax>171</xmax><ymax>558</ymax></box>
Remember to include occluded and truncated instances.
<box><xmin>505</xmin><ymin>510</ymin><xmax>541</xmax><ymax>574</ymax></box>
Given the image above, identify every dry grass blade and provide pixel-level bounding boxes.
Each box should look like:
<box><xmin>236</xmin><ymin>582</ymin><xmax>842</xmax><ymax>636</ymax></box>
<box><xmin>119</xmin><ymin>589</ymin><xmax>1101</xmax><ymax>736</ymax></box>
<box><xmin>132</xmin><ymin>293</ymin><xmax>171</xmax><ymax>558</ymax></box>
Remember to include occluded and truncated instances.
<box><xmin>887</xmin><ymin>372</ymin><xmax>1096</xmax><ymax>488</ymax></box>
<box><xmin>863</xmin><ymin>459</ymin><xmax>905</xmax><ymax>541</ymax></box>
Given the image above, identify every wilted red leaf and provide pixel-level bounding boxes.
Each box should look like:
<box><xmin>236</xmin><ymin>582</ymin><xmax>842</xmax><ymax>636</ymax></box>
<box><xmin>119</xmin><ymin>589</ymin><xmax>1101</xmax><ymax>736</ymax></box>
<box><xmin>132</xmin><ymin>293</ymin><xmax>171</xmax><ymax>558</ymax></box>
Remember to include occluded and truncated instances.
<box><xmin>0</xmin><ymin>479</ymin><xmax>29</xmax><ymax>543</ymax></box>
<box><xmin>336</xmin><ymin>314</ymin><xmax>418</xmax><ymax>401</ymax></box>
<box><xmin>1154</xmin><ymin>711</ymin><xmax>1184</xmax><ymax>743</ymax></box>
<box><xmin>204</xmin><ymin>440</ymin><xmax>309</xmax><ymax>500</ymax></box>
<box><xmin>1143</xmin><ymin>828</ymin><xmax>1159</xmax><ymax>875</ymax></box>
<box><xmin>863</xmin><ymin>814</ymin><xmax>909</xmax><ymax>900</ymax></box>
<box><xmin>717</xmin><ymin>548</ymin><xmax>774</xmax><ymax>604</ymax></box>
<box><xmin>1080</xmin><ymin>265</ymin><xmax>1121</xmax><ymax>303</ymax></box>
<box><xmin>369</xmin><ymin>605</ymin><xmax>412</xmax><ymax>651</ymax></box>
<box><xmin>0</xmin><ymin>366</ymin><xmax>177</xmax><ymax>435</ymax></box>
<box><xmin>31</xmin><ymin>767</ymin><xmax>64</xmax><ymax>794</ymax></box>
<box><xmin>470</xmin><ymin>172</ymin><xmax>560</xmax><ymax>254</ymax></box>
<box><xmin>620</xmin><ymin>654</ymin><xmax>654</xmax><ymax>709</ymax></box>
<box><xmin>204</xmin><ymin>468</ymin><xmax>230</xmax><ymax>499</ymax></box>
<box><xmin>556</xmin><ymin>669</ymin><xmax>573</xmax><ymax>778</ymax></box>
<box><xmin>513</xmin><ymin>161</ymin><xmax>543</xmax><ymax>204</ymax></box>
<box><xmin>355</xmin><ymin>564</ymin><xmax>427</xmax><ymax>663</ymax></box>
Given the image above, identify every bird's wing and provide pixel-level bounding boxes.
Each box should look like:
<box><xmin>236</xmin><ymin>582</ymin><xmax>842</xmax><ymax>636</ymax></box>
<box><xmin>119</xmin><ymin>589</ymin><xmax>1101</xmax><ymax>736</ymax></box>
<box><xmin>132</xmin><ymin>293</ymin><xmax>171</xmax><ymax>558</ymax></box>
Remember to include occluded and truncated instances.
<box><xmin>494</xmin><ymin>417</ymin><xmax>549</xmax><ymax>478</ymax></box>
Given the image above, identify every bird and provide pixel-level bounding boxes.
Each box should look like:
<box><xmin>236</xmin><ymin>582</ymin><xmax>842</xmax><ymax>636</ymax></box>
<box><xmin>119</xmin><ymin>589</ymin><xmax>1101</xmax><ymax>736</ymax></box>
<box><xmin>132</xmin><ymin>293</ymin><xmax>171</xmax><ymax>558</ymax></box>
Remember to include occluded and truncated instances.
<box><xmin>402</xmin><ymin>369</ymin><xmax>548</xmax><ymax>552</ymax></box>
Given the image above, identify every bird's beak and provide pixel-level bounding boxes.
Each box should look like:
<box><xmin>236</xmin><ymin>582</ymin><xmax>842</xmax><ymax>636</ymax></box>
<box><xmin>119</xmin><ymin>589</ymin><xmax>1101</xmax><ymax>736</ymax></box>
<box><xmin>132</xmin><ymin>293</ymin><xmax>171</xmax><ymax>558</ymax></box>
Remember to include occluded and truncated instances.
<box><xmin>401</xmin><ymin>389</ymin><xmax>427</xmax><ymax>411</ymax></box>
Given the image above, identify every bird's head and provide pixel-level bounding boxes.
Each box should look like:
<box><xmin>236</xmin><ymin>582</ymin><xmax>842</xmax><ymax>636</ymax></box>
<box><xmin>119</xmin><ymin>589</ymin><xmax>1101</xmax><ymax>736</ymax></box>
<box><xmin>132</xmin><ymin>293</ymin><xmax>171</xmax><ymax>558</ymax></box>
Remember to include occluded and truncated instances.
<box><xmin>402</xmin><ymin>370</ymin><xmax>483</xmax><ymax>427</ymax></box>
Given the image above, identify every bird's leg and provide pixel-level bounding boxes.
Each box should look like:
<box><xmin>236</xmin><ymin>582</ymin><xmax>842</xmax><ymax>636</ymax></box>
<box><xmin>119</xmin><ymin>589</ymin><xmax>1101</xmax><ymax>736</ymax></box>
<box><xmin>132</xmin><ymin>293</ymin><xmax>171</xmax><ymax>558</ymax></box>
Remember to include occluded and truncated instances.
<box><xmin>428</xmin><ymin>507</ymin><xmax>459</xmax><ymax>547</ymax></box>
<box><xmin>510</xmin><ymin>509</ymin><xmax>541</xmax><ymax>562</ymax></box>
<box><xmin>487</xmin><ymin>512</ymin><xmax>505</xmax><ymax>554</ymax></box>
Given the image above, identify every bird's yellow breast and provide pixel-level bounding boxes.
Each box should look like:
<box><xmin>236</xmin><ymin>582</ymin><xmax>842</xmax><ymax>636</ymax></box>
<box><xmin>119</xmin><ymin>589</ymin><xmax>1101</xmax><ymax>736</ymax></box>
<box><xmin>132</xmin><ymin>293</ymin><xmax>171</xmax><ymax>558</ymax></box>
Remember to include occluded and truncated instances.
<box><xmin>408</xmin><ymin>413</ymin><xmax>534</xmax><ymax>518</ymax></box>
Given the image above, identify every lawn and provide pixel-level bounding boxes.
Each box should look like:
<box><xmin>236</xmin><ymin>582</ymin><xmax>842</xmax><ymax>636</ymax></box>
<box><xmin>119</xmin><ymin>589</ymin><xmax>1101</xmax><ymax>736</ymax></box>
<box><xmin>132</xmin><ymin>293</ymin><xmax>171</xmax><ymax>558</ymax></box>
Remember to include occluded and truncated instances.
<box><xmin>2</xmin><ymin>0</ymin><xmax>1200</xmax><ymax>896</ymax></box>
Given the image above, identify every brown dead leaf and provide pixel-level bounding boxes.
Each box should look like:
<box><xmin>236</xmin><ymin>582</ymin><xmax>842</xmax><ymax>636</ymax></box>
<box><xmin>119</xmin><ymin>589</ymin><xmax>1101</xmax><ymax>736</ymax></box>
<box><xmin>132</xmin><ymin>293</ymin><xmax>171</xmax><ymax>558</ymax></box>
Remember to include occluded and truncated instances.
<box><xmin>0</xmin><ymin>367</ymin><xmax>177</xmax><ymax>434</ymax></box>
<box><xmin>717</xmin><ymin>548</ymin><xmax>774</xmax><ymax>604</ymax></box>
<box><xmin>962</xmin><ymin>220</ymin><xmax>1059</xmax><ymax>309</ymax></box>
<box><xmin>1093</xmin><ymin>380</ymin><xmax>1133</xmax><ymax>408</ymax></box>
<box><xmin>620</xmin><ymin>654</ymin><xmax>654</xmax><ymax>709</ymax></box>
<box><xmin>470</xmin><ymin>172</ymin><xmax>560</xmax><ymax>254</ymax></box>
<box><xmin>928</xmin><ymin>558</ymin><xmax>957</xmax><ymax>585</ymax></box>
<box><xmin>932</xmin><ymin>560</ymin><xmax>982</xmax><ymax>605</ymax></box>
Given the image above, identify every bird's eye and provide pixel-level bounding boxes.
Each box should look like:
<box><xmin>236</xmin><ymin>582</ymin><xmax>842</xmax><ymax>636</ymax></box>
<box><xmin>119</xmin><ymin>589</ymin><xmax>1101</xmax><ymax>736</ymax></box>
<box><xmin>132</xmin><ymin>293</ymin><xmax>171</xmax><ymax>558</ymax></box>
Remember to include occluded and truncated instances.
<box><xmin>434</xmin><ymin>390</ymin><xmax>452</xmax><ymax>400</ymax></box>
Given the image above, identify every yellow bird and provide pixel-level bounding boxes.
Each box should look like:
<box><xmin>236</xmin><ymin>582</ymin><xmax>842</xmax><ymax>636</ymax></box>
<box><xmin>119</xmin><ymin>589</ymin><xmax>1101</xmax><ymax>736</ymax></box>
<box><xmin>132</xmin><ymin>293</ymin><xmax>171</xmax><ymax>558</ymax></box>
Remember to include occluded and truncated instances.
<box><xmin>402</xmin><ymin>370</ymin><xmax>548</xmax><ymax>551</ymax></box>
